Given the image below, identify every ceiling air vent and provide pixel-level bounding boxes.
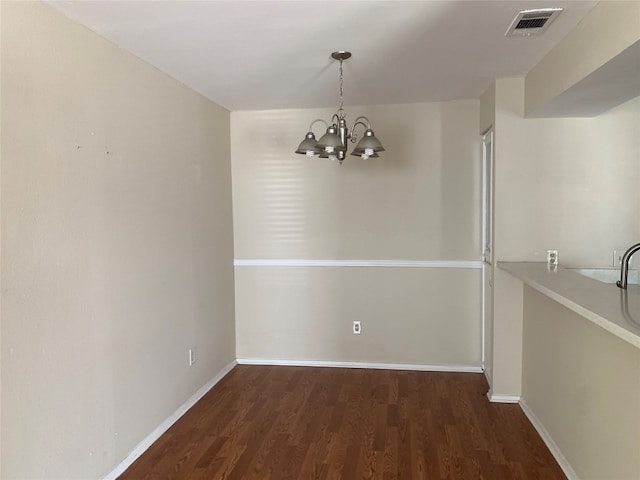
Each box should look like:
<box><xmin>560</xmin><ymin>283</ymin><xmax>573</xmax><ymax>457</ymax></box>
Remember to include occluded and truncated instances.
<box><xmin>505</xmin><ymin>8</ymin><xmax>563</xmax><ymax>36</ymax></box>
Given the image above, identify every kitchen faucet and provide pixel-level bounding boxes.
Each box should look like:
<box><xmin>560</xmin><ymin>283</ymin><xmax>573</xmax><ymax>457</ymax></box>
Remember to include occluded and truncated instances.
<box><xmin>617</xmin><ymin>242</ymin><xmax>640</xmax><ymax>289</ymax></box>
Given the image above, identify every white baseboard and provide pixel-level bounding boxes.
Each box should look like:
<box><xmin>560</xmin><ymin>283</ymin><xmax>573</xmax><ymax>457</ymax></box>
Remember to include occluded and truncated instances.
<box><xmin>519</xmin><ymin>400</ymin><xmax>578</xmax><ymax>480</ymax></box>
<box><xmin>487</xmin><ymin>392</ymin><xmax>521</xmax><ymax>403</ymax></box>
<box><xmin>236</xmin><ymin>358</ymin><xmax>483</xmax><ymax>373</ymax></box>
<box><xmin>103</xmin><ymin>360</ymin><xmax>237</xmax><ymax>480</ymax></box>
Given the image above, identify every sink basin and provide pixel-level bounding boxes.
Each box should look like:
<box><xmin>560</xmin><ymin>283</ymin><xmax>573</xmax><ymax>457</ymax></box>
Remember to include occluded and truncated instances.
<box><xmin>571</xmin><ymin>268</ymin><xmax>639</xmax><ymax>285</ymax></box>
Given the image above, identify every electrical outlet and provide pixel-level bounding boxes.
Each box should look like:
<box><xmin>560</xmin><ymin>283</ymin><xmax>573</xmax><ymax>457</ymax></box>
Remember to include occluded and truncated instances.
<box><xmin>189</xmin><ymin>348</ymin><xmax>196</xmax><ymax>366</ymax></box>
<box><xmin>613</xmin><ymin>250</ymin><xmax>625</xmax><ymax>267</ymax></box>
<box><xmin>353</xmin><ymin>321</ymin><xmax>361</xmax><ymax>335</ymax></box>
<box><xmin>546</xmin><ymin>250</ymin><xmax>558</xmax><ymax>266</ymax></box>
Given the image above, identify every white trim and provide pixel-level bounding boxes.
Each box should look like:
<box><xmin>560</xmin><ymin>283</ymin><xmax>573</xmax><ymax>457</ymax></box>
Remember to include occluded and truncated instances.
<box><xmin>487</xmin><ymin>393</ymin><xmax>521</xmax><ymax>403</ymax></box>
<box><xmin>103</xmin><ymin>360</ymin><xmax>237</xmax><ymax>480</ymax></box>
<box><xmin>234</xmin><ymin>259</ymin><xmax>483</xmax><ymax>269</ymax></box>
<box><xmin>519</xmin><ymin>400</ymin><xmax>578</xmax><ymax>480</ymax></box>
<box><xmin>236</xmin><ymin>358</ymin><xmax>483</xmax><ymax>373</ymax></box>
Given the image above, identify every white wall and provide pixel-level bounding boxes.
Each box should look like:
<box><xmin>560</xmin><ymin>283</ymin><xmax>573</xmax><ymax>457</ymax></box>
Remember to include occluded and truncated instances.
<box><xmin>231</xmin><ymin>101</ymin><xmax>483</xmax><ymax>367</ymax></box>
<box><xmin>1</xmin><ymin>3</ymin><xmax>235</xmax><ymax>478</ymax></box>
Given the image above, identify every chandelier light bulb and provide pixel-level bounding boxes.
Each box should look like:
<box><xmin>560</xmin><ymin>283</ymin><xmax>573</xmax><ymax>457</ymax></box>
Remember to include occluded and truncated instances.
<box><xmin>361</xmin><ymin>148</ymin><xmax>374</xmax><ymax>160</ymax></box>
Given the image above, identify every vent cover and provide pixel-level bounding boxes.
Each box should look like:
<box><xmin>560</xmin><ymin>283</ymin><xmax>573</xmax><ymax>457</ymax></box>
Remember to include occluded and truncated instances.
<box><xmin>505</xmin><ymin>8</ymin><xmax>563</xmax><ymax>36</ymax></box>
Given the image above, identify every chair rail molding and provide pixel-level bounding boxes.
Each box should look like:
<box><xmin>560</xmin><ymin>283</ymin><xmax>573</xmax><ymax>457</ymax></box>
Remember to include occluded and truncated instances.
<box><xmin>234</xmin><ymin>259</ymin><xmax>483</xmax><ymax>268</ymax></box>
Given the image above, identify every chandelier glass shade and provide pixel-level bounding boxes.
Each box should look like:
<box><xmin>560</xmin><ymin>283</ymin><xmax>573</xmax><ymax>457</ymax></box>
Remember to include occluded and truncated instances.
<box><xmin>295</xmin><ymin>51</ymin><xmax>385</xmax><ymax>165</ymax></box>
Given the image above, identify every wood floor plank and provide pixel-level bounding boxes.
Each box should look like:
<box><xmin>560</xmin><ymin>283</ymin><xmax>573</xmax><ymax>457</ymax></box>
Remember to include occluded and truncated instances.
<box><xmin>118</xmin><ymin>366</ymin><xmax>567</xmax><ymax>480</ymax></box>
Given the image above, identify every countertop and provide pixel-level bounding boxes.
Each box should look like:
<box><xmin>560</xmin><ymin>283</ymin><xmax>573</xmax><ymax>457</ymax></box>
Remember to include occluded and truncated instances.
<box><xmin>498</xmin><ymin>262</ymin><xmax>640</xmax><ymax>349</ymax></box>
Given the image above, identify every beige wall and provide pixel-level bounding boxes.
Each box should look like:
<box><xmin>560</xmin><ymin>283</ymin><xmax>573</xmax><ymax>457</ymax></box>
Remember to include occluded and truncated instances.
<box><xmin>496</xmin><ymin>81</ymin><xmax>640</xmax><ymax>268</ymax></box>
<box><xmin>232</xmin><ymin>101</ymin><xmax>481</xmax><ymax>261</ymax></box>
<box><xmin>235</xmin><ymin>266</ymin><xmax>481</xmax><ymax>366</ymax></box>
<box><xmin>1</xmin><ymin>3</ymin><xmax>235</xmax><ymax>479</ymax></box>
<box><xmin>525</xmin><ymin>1</ymin><xmax>640</xmax><ymax>117</ymax></box>
<box><xmin>479</xmin><ymin>82</ymin><xmax>495</xmax><ymax>135</ymax></box>
<box><xmin>231</xmin><ymin>101</ymin><xmax>483</xmax><ymax>367</ymax></box>
<box><xmin>3</xmin><ymin>2</ymin><xmax>635</xmax><ymax>478</ymax></box>
<box><xmin>489</xmin><ymin>79</ymin><xmax>640</xmax><ymax>398</ymax></box>
<box><xmin>0</xmin><ymin>2</ymin><xmax>3</xmax><ymax>474</ymax></box>
<box><xmin>522</xmin><ymin>286</ymin><xmax>640</xmax><ymax>479</ymax></box>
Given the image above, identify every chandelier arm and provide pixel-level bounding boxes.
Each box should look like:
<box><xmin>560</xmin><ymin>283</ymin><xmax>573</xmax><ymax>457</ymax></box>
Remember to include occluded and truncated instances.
<box><xmin>351</xmin><ymin>120</ymin><xmax>369</xmax><ymax>132</ymax></box>
<box><xmin>308</xmin><ymin>118</ymin><xmax>329</xmax><ymax>132</ymax></box>
<box><xmin>351</xmin><ymin>116</ymin><xmax>371</xmax><ymax>130</ymax></box>
<box><xmin>330</xmin><ymin>113</ymin><xmax>341</xmax><ymax>127</ymax></box>
<box><xmin>349</xmin><ymin>117</ymin><xmax>371</xmax><ymax>143</ymax></box>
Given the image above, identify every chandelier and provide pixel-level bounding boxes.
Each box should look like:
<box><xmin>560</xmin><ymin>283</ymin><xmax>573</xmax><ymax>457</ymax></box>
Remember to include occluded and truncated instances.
<box><xmin>295</xmin><ymin>51</ymin><xmax>385</xmax><ymax>165</ymax></box>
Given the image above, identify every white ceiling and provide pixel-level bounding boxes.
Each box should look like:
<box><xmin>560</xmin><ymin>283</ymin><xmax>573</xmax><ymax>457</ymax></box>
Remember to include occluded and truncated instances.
<box><xmin>49</xmin><ymin>0</ymin><xmax>598</xmax><ymax>112</ymax></box>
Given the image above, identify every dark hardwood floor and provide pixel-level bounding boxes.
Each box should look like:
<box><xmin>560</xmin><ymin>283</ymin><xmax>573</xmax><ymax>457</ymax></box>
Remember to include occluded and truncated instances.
<box><xmin>119</xmin><ymin>365</ymin><xmax>566</xmax><ymax>479</ymax></box>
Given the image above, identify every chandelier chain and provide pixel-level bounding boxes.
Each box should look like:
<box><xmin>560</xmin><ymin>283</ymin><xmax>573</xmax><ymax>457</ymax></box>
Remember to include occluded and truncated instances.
<box><xmin>338</xmin><ymin>58</ymin><xmax>345</xmax><ymax>119</ymax></box>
